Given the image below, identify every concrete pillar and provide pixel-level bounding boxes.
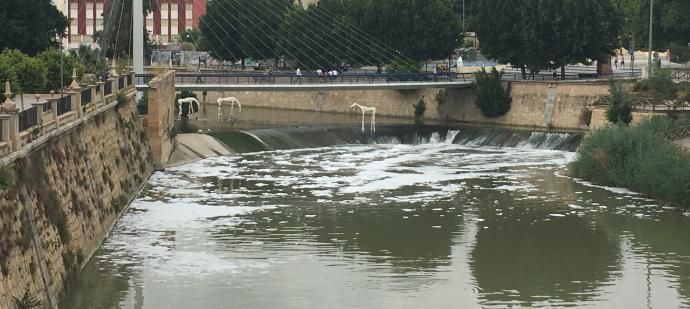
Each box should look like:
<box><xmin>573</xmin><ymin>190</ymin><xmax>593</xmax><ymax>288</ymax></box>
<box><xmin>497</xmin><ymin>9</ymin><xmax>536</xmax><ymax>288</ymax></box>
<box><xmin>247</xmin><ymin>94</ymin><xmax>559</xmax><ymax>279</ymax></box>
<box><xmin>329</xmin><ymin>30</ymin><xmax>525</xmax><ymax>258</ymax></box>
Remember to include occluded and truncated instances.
<box><xmin>68</xmin><ymin>68</ymin><xmax>83</xmax><ymax>118</ymax></box>
<box><xmin>110</xmin><ymin>77</ymin><xmax>119</xmax><ymax>95</ymax></box>
<box><xmin>0</xmin><ymin>114</ymin><xmax>10</xmax><ymax>143</ymax></box>
<box><xmin>2</xmin><ymin>80</ymin><xmax>20</xmax><ymax>150</ymax></box>
<box><xmin>46</xmin><ymin>97</ymin><xmax>59</xmax><ymax>127</ymax></box>
<box><xmin>97</xmin><ymin>80</ymin><xmax>105</xmax><ymax>106</ymax></box>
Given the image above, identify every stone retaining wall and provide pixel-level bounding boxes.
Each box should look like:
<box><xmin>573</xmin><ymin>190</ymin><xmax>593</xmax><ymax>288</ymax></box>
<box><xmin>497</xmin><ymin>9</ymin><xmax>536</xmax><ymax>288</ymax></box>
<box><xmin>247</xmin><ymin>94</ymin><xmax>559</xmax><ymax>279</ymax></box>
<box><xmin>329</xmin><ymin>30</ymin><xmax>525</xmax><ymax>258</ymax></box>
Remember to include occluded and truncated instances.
<box><xmin>0</xmin><ymin>87</ymin><xmax>153</xmax><ymax>308</ymax></box>
<box><xmin>197</xmin><ymin>79</ymin><xmax>624</xmax><ymax>131</ymax></box>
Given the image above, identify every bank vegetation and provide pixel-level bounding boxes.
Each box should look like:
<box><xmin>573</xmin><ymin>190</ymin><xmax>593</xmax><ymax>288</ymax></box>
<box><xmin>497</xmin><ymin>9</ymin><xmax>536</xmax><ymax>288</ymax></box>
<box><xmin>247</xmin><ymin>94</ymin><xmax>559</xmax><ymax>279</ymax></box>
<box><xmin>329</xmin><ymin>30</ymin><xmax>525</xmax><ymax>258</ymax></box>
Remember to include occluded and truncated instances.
<box><xmin>570</xmin><ymin>118</ymin><xmax>690</xmax><ymax>208</ymax></box>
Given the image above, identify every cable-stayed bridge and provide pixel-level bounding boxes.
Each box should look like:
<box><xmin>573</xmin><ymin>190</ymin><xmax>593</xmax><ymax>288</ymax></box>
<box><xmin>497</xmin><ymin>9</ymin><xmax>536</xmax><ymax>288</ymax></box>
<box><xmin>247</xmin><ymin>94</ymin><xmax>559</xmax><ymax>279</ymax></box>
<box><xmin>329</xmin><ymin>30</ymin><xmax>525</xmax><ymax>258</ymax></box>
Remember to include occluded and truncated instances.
<box><xmin>134</xmin><ymin>72</ymin><xmax>475</xmax><ymax>91</ymax></box>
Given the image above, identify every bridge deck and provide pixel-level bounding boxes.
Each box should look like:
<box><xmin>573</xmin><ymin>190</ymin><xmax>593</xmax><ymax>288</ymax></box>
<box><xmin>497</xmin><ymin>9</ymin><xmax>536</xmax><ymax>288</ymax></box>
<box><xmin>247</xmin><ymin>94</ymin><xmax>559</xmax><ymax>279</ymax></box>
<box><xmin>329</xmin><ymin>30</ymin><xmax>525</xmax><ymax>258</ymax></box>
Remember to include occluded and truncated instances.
<box><xmin>135</xmin><ymin>81</ymin><xmax>473</xmax><ymax>91</ymax></box>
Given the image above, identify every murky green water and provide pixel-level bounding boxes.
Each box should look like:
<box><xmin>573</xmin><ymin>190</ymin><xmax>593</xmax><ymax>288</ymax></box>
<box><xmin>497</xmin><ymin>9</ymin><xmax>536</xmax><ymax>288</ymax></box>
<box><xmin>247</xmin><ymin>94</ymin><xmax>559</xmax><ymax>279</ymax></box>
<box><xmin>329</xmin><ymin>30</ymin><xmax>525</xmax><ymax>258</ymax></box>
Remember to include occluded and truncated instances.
<box><xmin>62</xmin><ymin>132</ymin><xmax>690</xmax><ymax>308</ymax></box>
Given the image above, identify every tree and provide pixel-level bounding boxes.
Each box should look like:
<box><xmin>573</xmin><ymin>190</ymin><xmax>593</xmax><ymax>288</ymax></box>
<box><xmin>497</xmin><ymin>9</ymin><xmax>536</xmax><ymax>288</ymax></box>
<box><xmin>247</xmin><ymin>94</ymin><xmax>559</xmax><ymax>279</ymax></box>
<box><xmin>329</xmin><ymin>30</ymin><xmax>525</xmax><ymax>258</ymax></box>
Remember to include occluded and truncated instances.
<box><xmin>0</xmin><ymin>0</ymin><xmax>67</xmax><ymax>55</ymax></box>
<box><xmin>606</xmin><ymin>81</ymin><xmax>632</xmax><ymax>125</ymax></box>
<box><xmin>473</xmin><ymin>68</ymin><xmax>512</xmax><ymax>118</ymax></box>
<box><xmin>0</xmin><ymin>50</ymin><xmax>48</xmax><ymax>93</ymax></box>
<box><xmin>36</xmin><ymin>49</ymin><xmax>85</xmax><ymax>92</ymax></box>
<box><xmin>613</xmin><ymin>0</ymin><xmax>690</xmax><ymax>50</ymax></box>
<box><xmin>96</xmin><ymin>0</ymin><xmax>156</xmax><ymax>59</ymax></box>
<box><xmin>69</xmin><ymin>45</ymin><xmax>107</xmax><ymax>74</ymax></box>
<box><xmin>473</xmin><ymin>0</ymin><xmax>621</xmax><ymax>79</ymax></box>
<box><xmin>200</xmin><ymin>0</ymin><xmax>291</xmax><ymax>68</ymax></box>
<box><xmin>179</xmin><ymin>29</ymin><xmax>209</xmax><ymax>52</ymax></box>
<box><xmin>346</xmin><ymin>0</ymin><xmax>462</xmax><ymax>62</ymax></box>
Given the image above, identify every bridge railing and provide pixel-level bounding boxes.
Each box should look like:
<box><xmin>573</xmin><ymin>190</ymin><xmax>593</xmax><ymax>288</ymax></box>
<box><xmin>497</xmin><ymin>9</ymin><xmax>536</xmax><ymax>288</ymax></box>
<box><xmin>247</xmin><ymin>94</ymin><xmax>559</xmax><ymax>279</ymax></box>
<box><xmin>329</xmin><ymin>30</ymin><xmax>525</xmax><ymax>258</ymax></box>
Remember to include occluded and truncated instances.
<box><xmin>0</xmin><ymin>72</ymin><xmax>137</xmax><ymax>159</ymax></box>
<box><xmin>135</xmin><ymin>72</ymin><xmax>476</xmax><ymax>86</ymax></box>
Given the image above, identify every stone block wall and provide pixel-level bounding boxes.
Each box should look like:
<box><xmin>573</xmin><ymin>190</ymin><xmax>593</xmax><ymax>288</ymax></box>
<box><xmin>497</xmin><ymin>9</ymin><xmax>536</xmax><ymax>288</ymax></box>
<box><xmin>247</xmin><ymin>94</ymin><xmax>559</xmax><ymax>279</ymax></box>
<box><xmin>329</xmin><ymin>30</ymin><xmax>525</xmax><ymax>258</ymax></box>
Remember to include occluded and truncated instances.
<box><xmin>146</xmin><ymin>71</ymin><xmax>176</xmax><ymax>169</ymax></box>
<box><xmin>0</xmin><ymin>90</ymin><xmax>153</xmax><ymax>308</ymax></box>
<box><xmin>198</xmin><ymin>80</ymin><xmax>624</xmax><ymax>131</ymax></box>
<box><xmin>439</xmin><ymin>80</ymin><xmax>614</xmax><ymax>130</ymax></box>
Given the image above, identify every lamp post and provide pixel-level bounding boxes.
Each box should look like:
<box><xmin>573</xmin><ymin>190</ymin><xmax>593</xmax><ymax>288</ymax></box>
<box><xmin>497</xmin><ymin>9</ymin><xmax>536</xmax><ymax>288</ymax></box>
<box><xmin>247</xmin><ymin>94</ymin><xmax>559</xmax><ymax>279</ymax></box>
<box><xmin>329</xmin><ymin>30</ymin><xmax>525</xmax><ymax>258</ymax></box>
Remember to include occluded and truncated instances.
<box><xmin>629</xmin><ymin>32</ymin><xmax>635</xmax><ymax>77</ymax></box>
<box><xmin>647</xmin><ymin>0</ymin><xmax>654</xmax><ymax>77</ymax></box>
<box><xmin>47</xmin><ymin>29</ymin><xmax>64</xmax><ymax>104</ymax></box>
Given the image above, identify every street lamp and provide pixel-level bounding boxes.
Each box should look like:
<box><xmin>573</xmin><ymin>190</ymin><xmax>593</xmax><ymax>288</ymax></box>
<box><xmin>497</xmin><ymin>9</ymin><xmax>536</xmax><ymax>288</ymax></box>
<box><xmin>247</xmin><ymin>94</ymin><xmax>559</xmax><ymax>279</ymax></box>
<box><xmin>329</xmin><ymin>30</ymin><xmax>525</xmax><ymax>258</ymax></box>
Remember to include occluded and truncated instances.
<box><xmin>46</xmin><ymin>29</ymin><xmax>64</xmax><ymax>103</ymax></box>
<box><xmin>629</xmin><ymin>32</ymin><xmax>635</xmax><ymax>76</ymax></box>
<box><xmin>648</xmin><ymin>0</ymin><xmax>654</xmax><ymax>77</ymax></box>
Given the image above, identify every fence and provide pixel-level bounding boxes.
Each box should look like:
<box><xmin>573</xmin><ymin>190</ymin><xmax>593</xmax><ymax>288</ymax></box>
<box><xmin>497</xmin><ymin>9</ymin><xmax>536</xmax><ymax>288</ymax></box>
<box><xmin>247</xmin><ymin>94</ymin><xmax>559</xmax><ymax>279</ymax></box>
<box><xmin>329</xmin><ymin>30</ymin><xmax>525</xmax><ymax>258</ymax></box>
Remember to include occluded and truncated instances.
<box><xmin>104</xmin><ymin>80</ymin><xmax>112</xmax><ymax>96</ymax></box>
<box><xmin>18</xmin><ymin>107</ymin><xmax>38</xmax><ymax>132</ymax></box>
<box><xmin>57</xmin><ymin>96</ymin><xmax>71</xmax><ymax>115</ymax></box>
<box><xmin>0</xmin><ymin>72</ymin><xmax>136</xmax><ymax>158</ymax></box>
<box><xmin>81</xmin><ymin>88</ymin><xmax>92</xmax><ymax>106</ymax></box>
<box><xmin>118</xmin><ymin>76</ymin><xmax>125</xmax><ymax>90</ymax></box>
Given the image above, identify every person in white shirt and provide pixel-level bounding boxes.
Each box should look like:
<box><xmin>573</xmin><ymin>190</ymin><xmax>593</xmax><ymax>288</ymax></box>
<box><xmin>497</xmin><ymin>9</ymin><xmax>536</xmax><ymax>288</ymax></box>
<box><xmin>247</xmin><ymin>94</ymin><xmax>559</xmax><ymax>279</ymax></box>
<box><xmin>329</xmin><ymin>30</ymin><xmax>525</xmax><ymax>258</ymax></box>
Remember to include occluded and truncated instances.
<box><xmin>296</xmin><ymin>67</ymin><xmax>302</xmax><ymax>84</ymax></box>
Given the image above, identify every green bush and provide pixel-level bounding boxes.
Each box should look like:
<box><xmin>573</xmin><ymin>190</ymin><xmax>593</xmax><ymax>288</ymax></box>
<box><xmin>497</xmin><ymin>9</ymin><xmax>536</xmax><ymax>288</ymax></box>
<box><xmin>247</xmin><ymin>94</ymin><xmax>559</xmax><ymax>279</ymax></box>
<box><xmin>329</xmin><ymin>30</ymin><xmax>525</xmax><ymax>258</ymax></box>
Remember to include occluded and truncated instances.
<box><xmin>634</xmin><ymin>68</ymin><xmax>678</xmax><ymax>100</ymax></box>
<box><xmin>13</xmin><ymin>287</ymin><xmax>41</xmax><ymax>309</ymax></box>
<box><xmin>36</xmin><ymin>49</ymin><xmax>85</xmax><ymax>92</ymax></box>
<box><xmin>606</xmin><ymin>81</ymin><xmax>633</xmax><ymax>125</ymax></box>
<box><xmin>569</xmin><ymin>117</ymin><xmax>690</xmax><ymax>207</ymax></box>
<box><xmin>473</xmin><ymin>67</ymin><xmax>511</xmax><ymax>118</ymax></box>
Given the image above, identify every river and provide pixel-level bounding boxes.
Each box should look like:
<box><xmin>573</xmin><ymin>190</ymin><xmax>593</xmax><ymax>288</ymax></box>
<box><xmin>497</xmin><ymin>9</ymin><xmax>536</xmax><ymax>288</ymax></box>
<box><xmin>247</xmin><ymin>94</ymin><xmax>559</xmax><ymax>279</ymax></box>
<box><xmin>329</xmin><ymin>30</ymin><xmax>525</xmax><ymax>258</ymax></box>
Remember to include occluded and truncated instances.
<box><xmin>62</xmin><ymin>130</ymin><xmax>690</xmax><ymax>308</ymax></box>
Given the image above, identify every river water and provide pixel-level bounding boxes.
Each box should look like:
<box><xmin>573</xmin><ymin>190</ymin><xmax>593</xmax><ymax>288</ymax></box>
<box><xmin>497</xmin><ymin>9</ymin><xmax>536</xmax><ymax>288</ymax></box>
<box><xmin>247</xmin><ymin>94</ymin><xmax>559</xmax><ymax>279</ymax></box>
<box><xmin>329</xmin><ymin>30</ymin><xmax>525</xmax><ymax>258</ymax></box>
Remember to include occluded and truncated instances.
<box><xmin>62</xmin><ymin>131</ymin><xmax>690</xmax><ymax>308</ymax></box>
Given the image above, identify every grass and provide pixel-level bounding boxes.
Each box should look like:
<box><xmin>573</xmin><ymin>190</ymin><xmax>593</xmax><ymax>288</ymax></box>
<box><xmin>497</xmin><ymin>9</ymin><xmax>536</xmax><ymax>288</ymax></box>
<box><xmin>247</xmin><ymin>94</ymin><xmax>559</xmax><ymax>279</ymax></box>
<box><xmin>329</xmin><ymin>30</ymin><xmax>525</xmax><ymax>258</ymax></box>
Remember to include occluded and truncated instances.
<box><xmin>569</xmin><ymin>117</ymin><xmax>690</xmax><ymax>208</ymax></box>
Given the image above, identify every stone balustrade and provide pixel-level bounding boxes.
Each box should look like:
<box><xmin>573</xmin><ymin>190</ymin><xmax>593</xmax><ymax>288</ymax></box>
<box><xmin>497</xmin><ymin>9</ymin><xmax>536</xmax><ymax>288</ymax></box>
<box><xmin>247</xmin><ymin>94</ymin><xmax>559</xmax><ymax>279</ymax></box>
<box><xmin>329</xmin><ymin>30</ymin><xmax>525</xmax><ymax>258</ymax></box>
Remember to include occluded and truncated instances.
<box><xmin>0</xmin><ymin>71</ymin><xmax>136</xmax><ymax>159</ymax></box>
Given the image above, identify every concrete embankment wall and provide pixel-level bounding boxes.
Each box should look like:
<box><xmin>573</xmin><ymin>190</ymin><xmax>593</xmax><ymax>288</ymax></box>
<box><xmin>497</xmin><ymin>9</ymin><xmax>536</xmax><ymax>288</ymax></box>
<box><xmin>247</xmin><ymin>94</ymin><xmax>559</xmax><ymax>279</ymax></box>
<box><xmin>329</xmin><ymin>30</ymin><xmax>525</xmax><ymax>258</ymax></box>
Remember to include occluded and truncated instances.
<box><xmin>198</xmin><ymin>80</ymin><xmax>620</xmax><ymax>131</ymax></box>
<box><xmin>0</xmin><ymin>91</ymin><xmax>153</xmax><ymax>308</ymax></box>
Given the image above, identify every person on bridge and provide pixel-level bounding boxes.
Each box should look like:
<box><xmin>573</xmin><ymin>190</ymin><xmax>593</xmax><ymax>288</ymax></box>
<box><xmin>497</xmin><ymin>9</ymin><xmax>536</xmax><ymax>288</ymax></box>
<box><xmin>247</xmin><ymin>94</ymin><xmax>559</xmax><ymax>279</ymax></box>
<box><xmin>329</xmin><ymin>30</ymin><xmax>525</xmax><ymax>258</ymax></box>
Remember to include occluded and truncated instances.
<box><xmin>296</xmin><ymin>67</ymin><xmax>302</xmax><ymax>84</ymax></box>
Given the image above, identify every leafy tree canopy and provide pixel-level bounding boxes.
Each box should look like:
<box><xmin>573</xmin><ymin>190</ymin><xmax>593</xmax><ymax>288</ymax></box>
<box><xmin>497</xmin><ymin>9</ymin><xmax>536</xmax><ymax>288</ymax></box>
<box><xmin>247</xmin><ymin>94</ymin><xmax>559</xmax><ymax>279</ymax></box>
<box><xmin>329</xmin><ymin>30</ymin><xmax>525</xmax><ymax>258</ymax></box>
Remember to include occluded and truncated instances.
<box><xmin>612</xmin><ymin>0</ymin><xmax>690</xmax><ymax>50</ymax></box>
<box><xmin>200</xmin><ymin>0</ymin><xmax>291</xmax><ymax>67</ymax></box>
<box><xmin>473</xmin><ymin>0</ymin><xmax>621</xmax><ymax>78</ymax></box>
<box><xmin>36</xmin><ymin>49</ymin><xmax>85</xmax><ymax>92</ymax></box>
<box><xmin>0</xmin><ymin>0</ymin><xmax>68</xmax><ymax>55</ymax></box>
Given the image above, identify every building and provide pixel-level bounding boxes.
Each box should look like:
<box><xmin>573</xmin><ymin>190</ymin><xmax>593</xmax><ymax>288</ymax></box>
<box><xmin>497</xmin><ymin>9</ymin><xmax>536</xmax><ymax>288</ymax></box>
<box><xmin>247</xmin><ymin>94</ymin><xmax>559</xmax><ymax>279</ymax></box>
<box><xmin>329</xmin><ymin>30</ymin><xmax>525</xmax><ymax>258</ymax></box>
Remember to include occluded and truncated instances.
<box><xmin>53</xmin><ymin>0</ymin><xmax>206</xmax><ymax>49</ymax></box>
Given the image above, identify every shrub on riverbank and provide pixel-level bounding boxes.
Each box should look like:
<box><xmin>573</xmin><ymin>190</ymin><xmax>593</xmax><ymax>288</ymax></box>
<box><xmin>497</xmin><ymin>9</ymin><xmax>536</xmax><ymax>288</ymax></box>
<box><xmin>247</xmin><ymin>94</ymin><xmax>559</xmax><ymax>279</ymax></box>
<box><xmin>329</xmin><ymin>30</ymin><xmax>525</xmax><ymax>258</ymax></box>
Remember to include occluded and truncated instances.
<box><xmin>569</xmin><ymin>118</ymin><xmax>690</xmax><ymax>208</ymax></box>
<box><xmin>473</xmin><ymin>68</ymin><xmax>511</xmax><ymax>118</ymax></box>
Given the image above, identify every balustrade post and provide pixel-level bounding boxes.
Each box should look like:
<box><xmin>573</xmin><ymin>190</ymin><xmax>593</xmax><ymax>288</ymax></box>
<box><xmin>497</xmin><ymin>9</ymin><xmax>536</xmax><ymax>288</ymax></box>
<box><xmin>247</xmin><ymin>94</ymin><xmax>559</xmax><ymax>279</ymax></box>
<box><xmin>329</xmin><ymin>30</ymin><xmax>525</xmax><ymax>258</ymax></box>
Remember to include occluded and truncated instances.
<box><xmin>2</xmin><ymin>80</ymin><xmax>20</xmax><ymax>151</ymax></box>
<box><xmin>97</xmin><ymin>79</ymin><xmax>105</xmax><ymax>106</ymax></box>
<box><xmin>46</xmin><ymin>95</ymin><xmax>59</xmax><ymax>128</ymax></box>
<box><xmin>69</xmin><ymin>68</ymin><xmax>83</xmax><ymax>118</ymax></box>
<box><xmin>89</xmin><ymin>84</ymin><xmax>97</xmax><ymax>110</ymax></box>
<box><xmin>31</xmin><ymin>95</ymin><xmax>46</xmax><ymax>133</ymax></box>
<box><xmin>110</xmin><ymin>77</ymin><xmax>119</xmax><ymax>95</ymax></box>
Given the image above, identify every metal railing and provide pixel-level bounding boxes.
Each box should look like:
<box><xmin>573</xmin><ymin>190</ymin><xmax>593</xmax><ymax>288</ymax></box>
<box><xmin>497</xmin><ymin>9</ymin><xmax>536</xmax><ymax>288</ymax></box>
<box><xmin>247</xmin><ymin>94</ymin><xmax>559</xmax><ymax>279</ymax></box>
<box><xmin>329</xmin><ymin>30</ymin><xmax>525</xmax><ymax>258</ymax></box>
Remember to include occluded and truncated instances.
<box><xmin>42</xmin><ymin>102</ymin><xmax>52</xmax><ymax>112</ymax></box>
<box><xmin>135</xmin><ymin>72</ymin><xmax>475</xmax><ymax>86</ymax></box>
<box><xmin>126</xmin><ymin>74</ymin><xmax>132</xmax><ymax>87</ymax></box>
<box><xmin>19</xmin><ymin>107</ymin><xmax>38</xmax><ymax>131</ymax></box>
<box><xmin>81</xmin><ymin>88</ymin><xmax>92</xmax><ymax>106</ymax></box>
<box><xmin>672</xmin><ymin>69</ymin><xmax>690</xmax><ymax>82</ymax></box>
<box><xmin>104</xmin><ymin>81</ymin><xmax>112</xmax><ymax>95</ymax></box>
<box><xmin>118</xmin><ymin>76</ymin><xmax>126</xmax><ymax>90</ymax></box>
<box><xmin>57</xmin><ymin>96</ymin><xmax>71</xmax><ymax>115</ymax></box>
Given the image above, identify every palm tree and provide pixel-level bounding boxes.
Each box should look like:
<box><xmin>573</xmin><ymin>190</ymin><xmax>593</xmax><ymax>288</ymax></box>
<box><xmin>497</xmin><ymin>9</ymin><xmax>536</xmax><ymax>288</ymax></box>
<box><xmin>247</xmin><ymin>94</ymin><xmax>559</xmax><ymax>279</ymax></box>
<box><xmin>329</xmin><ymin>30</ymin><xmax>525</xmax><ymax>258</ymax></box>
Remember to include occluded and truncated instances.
<box><xmin>70</xmin><ymin>45</ymin><xmax>107</xmax><ymax>74</ymax></box>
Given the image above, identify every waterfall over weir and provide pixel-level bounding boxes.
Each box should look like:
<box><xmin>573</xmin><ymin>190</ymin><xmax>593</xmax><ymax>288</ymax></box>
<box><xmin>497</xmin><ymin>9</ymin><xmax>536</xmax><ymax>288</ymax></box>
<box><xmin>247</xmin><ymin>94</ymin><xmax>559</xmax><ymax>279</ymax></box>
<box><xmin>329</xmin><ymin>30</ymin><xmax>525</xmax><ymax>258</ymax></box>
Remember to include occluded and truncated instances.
<box><xmin>210</xmin><ymin>125</ymin><xmax>583</xmax><ymax>153</ymax></box>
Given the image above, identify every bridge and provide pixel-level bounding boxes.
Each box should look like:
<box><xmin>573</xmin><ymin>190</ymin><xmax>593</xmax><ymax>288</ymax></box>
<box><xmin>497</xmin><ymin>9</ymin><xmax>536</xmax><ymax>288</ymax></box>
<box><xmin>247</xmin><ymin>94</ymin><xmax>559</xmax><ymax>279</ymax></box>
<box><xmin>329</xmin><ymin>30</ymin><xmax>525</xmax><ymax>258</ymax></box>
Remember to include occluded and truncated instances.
<box><xmin>135</xmin><ymin>72</ymin><xmax>475</xmax><ymax>91</ymax></box>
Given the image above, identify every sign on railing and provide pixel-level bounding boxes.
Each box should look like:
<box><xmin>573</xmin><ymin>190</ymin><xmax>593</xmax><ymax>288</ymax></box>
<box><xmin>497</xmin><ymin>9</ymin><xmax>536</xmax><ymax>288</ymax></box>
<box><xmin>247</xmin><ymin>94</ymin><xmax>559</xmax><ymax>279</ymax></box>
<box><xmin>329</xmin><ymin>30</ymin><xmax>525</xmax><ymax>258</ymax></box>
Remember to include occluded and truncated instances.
<box><xmin>57</xmin><ymin>96</ymin><xmax>71</xmax><ymax>115</ymax></box>
<box><xmin>19</xmin><ymin>107</ymin><xmax>38</xmax><ymax>132</ymax></box>
<box><xmin>81</xmin><ymin>88</ymin><xmax>92</xmax><ymax>106</ymax></box>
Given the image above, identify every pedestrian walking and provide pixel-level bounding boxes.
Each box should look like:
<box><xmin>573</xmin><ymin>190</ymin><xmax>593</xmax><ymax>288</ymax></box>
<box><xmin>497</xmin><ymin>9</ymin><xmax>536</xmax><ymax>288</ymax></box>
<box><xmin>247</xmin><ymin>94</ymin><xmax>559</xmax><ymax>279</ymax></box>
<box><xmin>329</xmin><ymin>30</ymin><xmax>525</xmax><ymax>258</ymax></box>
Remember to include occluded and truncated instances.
<box><xmin>620</xmin><ymin>53</ymin><xmax>625</xmax><ymax>69</ymax></box>
<box><xmin>614</xmin><ymin>55</ymin><xmax>619</xmax><ymax>69</ymax></box>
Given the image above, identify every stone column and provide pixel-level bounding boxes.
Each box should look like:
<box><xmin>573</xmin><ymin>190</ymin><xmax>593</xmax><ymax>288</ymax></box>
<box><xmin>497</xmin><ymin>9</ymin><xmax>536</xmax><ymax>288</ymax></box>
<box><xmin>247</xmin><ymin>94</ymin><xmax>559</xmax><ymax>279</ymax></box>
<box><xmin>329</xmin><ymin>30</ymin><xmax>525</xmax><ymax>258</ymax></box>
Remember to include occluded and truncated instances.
<box><xmin>69</xmin><ymin>68</ymin><xmax>83</xmax><ymax>118</ymax></box>
<box><xmin>31</xmin><ymin>94</ymin><xmax>46</xmax><ymax>133</ymax></box>
<box><xmin>46</xmin><ymin>97</ymin><xmax>59</xmax><ymax>128</ymax></box>
<box><xmin>110</xmin><ymin>77</ymin><xmax>119</xmax><ymax>95</ymax></box>
<box><xmin>89</xmin><ymin>84</ymin><xmax>97</xmax><ymax>110</ymax></box>
<box><xmin>2</xmin><ymin>80</ymin><xmax>20</xmax><ymax>151</ymax></box>
<box><xmin>97</xmin><ymin>80</ymin><xmax>105</xmax><ymax>106</ymax></box>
